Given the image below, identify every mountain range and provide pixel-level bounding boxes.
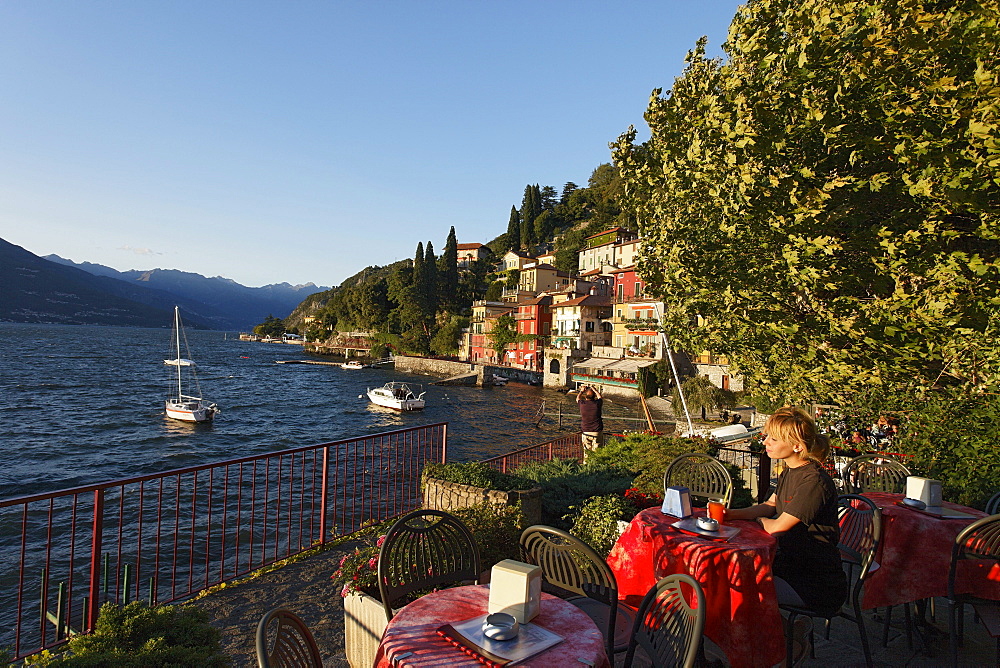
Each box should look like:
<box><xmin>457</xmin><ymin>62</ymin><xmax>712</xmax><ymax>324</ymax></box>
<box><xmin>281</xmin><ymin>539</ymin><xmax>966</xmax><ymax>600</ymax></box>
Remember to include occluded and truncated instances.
<box><xmin>0</xmin><ymin>237</ymin><xmax>328</xmax><ymax>330</ymax></box>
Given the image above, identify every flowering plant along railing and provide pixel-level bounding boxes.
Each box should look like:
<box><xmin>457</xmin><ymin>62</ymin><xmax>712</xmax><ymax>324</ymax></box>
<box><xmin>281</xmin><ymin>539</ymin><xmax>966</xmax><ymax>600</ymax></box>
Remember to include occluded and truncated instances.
<box><xmin>623</xmin><ymin>317</ymin><xmax>661</xmax><ymax>330</ymax></box>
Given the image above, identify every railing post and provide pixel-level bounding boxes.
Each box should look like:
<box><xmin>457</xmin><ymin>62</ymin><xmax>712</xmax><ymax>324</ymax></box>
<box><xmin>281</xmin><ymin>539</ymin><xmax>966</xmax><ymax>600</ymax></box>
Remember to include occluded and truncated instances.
<box><xmin>87</xmin><ymin>489</ymin><xmax>104</xmax><ymax>632</ymax></box>
<box><xmin>319</xmin><ymin>446</ymin><xmax>330</xmax><ymax>545</ymax></box>
<box><xmin>441</xmin><ymin>424</ymin><xmax>448</xmax><ymax>463</ymax></box>
<box><xmin>756</xmin><ymin>450</ymin><xmax>772</xmax><ymax>503</ymax></box>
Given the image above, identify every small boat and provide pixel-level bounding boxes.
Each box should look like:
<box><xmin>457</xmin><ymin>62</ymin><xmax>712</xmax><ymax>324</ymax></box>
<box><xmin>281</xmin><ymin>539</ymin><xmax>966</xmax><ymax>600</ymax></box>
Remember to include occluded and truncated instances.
<box><xmin>491</xmin><ymin>374</ymin><xmax>508</xmax><ymax>386</ymax></box>
<box><xmin>367</xmin><ymin>382</ymin><xmax>426</xmax><ymax>411</ymax></box>
<box><xmin>164</xmin><ymin>306</ymin><xmax>219</xmax><ymax>422</ymax></box>
<box><xmin>342</xmin><ymin>360</ymin><xmax>367</xmax><ymax>369</ymax></box>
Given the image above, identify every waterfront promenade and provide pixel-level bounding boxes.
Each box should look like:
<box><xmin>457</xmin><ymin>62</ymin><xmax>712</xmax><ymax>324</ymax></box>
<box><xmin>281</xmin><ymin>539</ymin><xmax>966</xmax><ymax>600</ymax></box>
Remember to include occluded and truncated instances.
<box><xmin>192</xmin><ymin>541</ymin><xmax>999</xmax><ymax>667</ymax></box>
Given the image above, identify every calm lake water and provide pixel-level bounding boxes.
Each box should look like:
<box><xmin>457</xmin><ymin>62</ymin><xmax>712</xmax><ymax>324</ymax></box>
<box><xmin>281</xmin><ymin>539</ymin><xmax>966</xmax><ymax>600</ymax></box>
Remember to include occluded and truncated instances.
<box><xmin>0</xmin><ymin>323</ymin><xmax>575</xmax><ymax>500</ymax></box>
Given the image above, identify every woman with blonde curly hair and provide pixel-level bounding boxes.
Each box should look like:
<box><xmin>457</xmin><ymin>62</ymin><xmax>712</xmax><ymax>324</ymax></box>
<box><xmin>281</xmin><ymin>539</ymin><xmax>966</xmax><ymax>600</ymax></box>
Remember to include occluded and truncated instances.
<box><xmin>728</xmin><ymin>407</ymin><xmax>847</xmax><ymax>661</ymax></box>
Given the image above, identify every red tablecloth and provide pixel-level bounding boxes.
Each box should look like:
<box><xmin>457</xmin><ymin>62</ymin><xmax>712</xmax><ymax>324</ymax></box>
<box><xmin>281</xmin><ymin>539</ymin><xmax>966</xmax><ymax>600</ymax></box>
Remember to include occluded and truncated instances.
<box><xmin>607</xmin><ymin>507</ymin><xmax>783</xmax><ymax>668</ymax></box>
<box><xmin>860</xmin><ymin>492</ymin><xmax>1000</xmax><ymax>609</ymax></box>
<box><xmin>374</xmin><ymin>584</ymin><xmax>611</xmax><ymax>668</ymax></box>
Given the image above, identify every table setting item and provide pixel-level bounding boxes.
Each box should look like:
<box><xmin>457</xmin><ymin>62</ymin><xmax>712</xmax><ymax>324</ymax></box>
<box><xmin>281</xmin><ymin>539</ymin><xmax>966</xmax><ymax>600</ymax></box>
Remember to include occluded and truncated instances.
<box><xmin>671</xmin><ymin>516</ymin><xmax>741</xmax><ymax>541</ymax></box>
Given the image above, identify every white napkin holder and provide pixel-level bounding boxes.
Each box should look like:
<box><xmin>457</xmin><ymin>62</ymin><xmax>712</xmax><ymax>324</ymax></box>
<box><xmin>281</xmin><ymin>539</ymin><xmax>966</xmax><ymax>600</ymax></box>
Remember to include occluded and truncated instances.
<box><xmin>662</xmin><ymin>486</ymin><xmax>692</xmax><ymax>518</ymax></box>
<box><xmin>488</xmin><ymin>559</ymin><xmax>541</xmax><ymax>623</ymax></box>
<box><xmin>906</xmin><ymin>476</ymin><xmax>942</xmax><ymax>507</ymax></box>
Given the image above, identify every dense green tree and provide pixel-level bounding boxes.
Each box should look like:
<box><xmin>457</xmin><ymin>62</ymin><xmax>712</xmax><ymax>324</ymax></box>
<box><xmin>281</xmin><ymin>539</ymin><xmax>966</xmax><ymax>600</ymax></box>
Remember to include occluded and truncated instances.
<box><xmin>253</xmin><ymin>314</ymin><xmax>285</xmax><ymax>337</ymax></box>
<box><xmin>439</xmin><ymin>226</ymin><xmax>459</xmax><ymax>312</ymax></box>
<box><xmin>540</xmin><ymin>185</ymin><xmax>558</xmax><ymax>211</ymax></box>
<box><xmin>423</xmin><ymin>240</ymin><xmax>438</xmax><ymax>326</ymax></box>
<box><xmin>430</xmin><ymin>315</ymin><xmax>467</xmax><ymax>355</ymax></box>
<box><xmin>533</xmin><ymin>210</ymin><xmax>557</xmax><ymax>246</ymax></box>
<box><xmin>560</xmin><ymin>182</ymin><xmax>578</xmax><ymax>204</ymax></box>
<box><xmin>487</xmin><ymin>313</ymin><xmax>520</xmax><ymax>360</ymax></box>
<box><xmin>484</xmin><ymin>280</ymin><xmax>504</xmax><ymax>302</ymax></box>
<box><xmin>520</xmin><ymin>185</ymin><xmax>540</xmax><ymax>249</ymax></box>
<box><xmin>506</xmin><ymin>206</ymin><xmax>521</xmax><ymax>251</ymax></box>
<box><xmin>614</xmin><ymin>0</ymin><xmax>1000</xmax><ymax>405</ymax></box>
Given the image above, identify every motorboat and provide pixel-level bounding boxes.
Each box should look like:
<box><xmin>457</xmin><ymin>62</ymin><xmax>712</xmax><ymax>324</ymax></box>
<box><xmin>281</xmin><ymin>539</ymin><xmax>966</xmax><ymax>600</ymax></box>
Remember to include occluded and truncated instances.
<box><xmin>164</xmin><ymin>306</ymin><xmax>219</xmax><ymax>422</ymax></box>
<box><xmin>491</xmin><ymin>374</ymin><xmax>508</xmax><ymax>385</ymax></box>
<box><xmin>342</xmin><ymin>360</ymin><xmax>367</xmax><ymax>369</ymax></box>
<box><xmin>367</xmin><ymin>382</ymin><xmax>425</xmax><ymax>411</ymax></box>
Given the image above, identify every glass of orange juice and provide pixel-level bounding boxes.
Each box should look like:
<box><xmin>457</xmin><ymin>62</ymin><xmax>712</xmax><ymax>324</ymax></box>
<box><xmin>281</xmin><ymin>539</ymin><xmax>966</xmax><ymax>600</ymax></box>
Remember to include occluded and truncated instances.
<box><xmin>707</xmin><ymin>501</ymin><xmax>726</xmax><ymax>523</ymax></box>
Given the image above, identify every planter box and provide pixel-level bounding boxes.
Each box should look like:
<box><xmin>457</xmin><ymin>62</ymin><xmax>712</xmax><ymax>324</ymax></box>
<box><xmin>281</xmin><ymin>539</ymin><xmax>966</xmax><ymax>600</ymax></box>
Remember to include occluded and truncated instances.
<box><xmin>344</xmin><ymin>590</ymin><xmax>389</xmax><ymax>668</ymax></box>
<box><xmin>422</xmin><ymin>476</ymin><xmax>543</xmax><ymax>527</ymax></box>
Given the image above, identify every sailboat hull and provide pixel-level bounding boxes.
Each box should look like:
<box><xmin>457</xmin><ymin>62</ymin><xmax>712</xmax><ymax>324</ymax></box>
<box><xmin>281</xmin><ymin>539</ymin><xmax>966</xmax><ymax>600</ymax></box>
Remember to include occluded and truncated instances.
<box><xmin>165</xmin><ymin>400</ymin><xmax>216</xmax><ymax>422</ymax></box>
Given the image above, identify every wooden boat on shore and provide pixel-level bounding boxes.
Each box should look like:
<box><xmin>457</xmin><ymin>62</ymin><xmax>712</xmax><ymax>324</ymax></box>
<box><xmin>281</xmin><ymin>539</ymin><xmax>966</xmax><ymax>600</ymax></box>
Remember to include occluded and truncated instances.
<box><xmin>164</xmin><ymin>306</ymin><xmax>218</xmax><ymax>422</ymax></box>
<box><xmin>367</xmin><ymin>382</ymin><xmax>425</xmax><ymax>410</ymax></box>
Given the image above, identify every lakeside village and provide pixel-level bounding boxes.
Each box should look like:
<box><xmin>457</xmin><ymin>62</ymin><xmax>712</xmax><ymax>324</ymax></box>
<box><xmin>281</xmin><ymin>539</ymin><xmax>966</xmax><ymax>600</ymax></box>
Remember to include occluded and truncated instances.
<box><xmin>275</xmin><ymin>227</ymin><xmax>743</xmax><ymax>408</ymax></box>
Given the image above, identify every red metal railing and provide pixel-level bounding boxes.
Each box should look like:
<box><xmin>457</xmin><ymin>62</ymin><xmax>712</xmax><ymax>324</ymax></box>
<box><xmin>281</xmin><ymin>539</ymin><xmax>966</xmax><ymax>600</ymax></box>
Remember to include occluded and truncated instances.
<box><xmin>0</xmin><ymin>423</ymin><xmax>447</xmax><ymax>660</ymax></box>
<box><xmin>480</xmin><ymin>432</ymin><xmax>583</xmax><ymax>474</ymax></box>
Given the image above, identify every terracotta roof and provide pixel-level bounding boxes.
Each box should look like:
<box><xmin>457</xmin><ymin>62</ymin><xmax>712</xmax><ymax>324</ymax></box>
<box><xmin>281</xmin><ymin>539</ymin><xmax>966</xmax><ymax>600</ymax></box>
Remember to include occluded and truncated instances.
<box><xmin>457</xmin><ymin>243</ymin><xmax>486</xmax><ymax>250</ymax></box>
<box><xmin>552</xmin><ymin>294</ymin><xmax>611</xmax><ymax>308</ymax></box>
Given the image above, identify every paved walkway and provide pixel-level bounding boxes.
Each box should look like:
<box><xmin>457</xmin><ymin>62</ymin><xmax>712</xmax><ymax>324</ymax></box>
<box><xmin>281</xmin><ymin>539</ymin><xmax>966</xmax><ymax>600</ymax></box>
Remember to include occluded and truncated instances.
<box><xmin>193</xmin><ymin>541</ymin><xmax>996</xmax><ymax>668</ymax></box>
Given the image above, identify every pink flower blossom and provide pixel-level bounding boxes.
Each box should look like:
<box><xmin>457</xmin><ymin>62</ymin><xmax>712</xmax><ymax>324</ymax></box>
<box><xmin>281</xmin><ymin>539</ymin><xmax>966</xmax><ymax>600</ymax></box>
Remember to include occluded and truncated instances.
<box><xmin>376</xmin><ymin>535</ymin><xmax>387</xmax><ymax>547</ymax></box>
<box><xmin>368</xmin><ymin>557</ymin><xmax>378</xmax><ymax>569</ymax></box>
<box><xmin>341</xmin><ymin>585</ymin><xmax>351</xmax><ymax>598</ymax></box>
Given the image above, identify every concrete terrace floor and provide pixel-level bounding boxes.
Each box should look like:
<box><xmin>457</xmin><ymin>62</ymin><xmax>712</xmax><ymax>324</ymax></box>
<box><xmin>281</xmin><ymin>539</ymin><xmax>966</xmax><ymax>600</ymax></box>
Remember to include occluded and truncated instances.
<box><xmin>193</xmin><ymin>542</ymin><xmax>998</xmax><ymax>668</ymax></box>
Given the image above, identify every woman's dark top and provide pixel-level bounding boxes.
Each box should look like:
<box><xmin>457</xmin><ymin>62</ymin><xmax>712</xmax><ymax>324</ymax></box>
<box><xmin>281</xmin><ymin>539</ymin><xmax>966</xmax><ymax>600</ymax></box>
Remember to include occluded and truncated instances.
<box><xmin>771</xmin><ymin>461</ymin><xmax>848</xmax><ymax>615</ymax></box>
<box><xmin>578</xmin><ymin>397</ymin><xmax>603</xmax><ymax>432</ymax></box>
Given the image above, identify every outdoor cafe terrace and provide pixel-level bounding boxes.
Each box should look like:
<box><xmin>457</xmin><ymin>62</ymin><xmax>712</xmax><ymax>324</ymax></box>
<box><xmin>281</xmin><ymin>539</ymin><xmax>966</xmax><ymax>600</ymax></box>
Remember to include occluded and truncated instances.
<box><xmin>3</xmin><ymin>422</ymin><xmax>998</xmax><ymax>667</ymax></box>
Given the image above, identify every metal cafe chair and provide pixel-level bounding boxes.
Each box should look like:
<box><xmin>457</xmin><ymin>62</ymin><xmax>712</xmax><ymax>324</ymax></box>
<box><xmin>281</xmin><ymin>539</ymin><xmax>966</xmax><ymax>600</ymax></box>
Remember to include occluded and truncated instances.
<box><xmin>780</xmin><ymin>494</ymin><xmax>882</xmax><ymax>668</ymax></box>
<box><xmin>841</xmin><ymin>454</ymin><xmax>911</xmax><ymax>494</ymax></box>
<box><xmin>376</xmin><ymin>509</ymin><xmax>481</xmax><ymax>621</ymax></box>
<box><xmin>947</xmin><ymin>513</ymin><xmax>1000</xmax><ymax>667</ymax></box>
<box><xmin>663</xmin><ymin>453</ymin><xmax>733</xmax><ymax>507</ymax></box>
<box><xmin>520</xmin><ymin>525</ymin><xmax>637</xmax><ymax>659</ymax></box>
<box><xmin>985</xmin><ymin>491</ymin><xmax>1000</xmax><ymax>515</ymax></box>
<box><xmin>255</xmin><ymin>608</ymin><xmax>323</xmax><ymax>668</ymax></box>
<box><xmin>623</xmin><ymin>574</ymin><xmax>706</xmax><ymax>668</ymax></box>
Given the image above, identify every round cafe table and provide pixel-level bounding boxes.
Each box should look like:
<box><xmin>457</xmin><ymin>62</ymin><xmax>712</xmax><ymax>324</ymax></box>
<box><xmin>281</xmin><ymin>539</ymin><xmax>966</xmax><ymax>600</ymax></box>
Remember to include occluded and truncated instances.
<box><xmin>607</xmin><ymin>506</ymin><xmax>784</xmax><ymax>668</ymax></box>
<box><xmin>859</xmin><ymin>492</ymin><xmax>1000</xmax><ymax>609</ymax></box>
<box><xmin>373</xmin><ymin>584</ymin><xmax>611</xmax><ymax>668</ymax></box>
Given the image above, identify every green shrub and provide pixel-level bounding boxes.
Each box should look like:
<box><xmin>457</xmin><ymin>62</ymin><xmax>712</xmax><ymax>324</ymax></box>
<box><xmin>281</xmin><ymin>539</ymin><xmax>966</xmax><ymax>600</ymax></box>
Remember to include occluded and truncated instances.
<box><xmin>895</xmin><ymin>389</ymin><xmax>1000</xmax><ymax>509</ymax></box>
<box><xmin>422</xmin><ymin>462</ymin><xmax>531</xmax><ymax>492</ymax></box>
<box><xmin>451</xmin><ymin>502</ymin><xmax>524</xmax><ymax>569</ymax></box>
<box><xmin>513</xmin><ymin>459</ymin><xmax>633</xmax><ymax>528</ymax></box>
<box><xmin>582</xmin><ymin>435</ymin><xmax>642</xmax><ymax>474</ymax></box>
<box><xmin>37</xmin><ymin>602</ymin><xmax>228</xmax><ymax>667</ymax></box>
<box><xmin>569</xmin><ymin>494</ymin><xmax>636</xmax><ymax>558</ymax></box>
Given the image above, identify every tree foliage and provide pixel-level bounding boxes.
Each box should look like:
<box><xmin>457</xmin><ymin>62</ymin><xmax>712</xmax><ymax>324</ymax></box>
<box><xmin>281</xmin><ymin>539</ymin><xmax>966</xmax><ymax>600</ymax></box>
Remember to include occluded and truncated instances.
<box><xmin>614</xmin><ymin>0</ymin><xmax>1000</xmax><ymax>405</ymax></box>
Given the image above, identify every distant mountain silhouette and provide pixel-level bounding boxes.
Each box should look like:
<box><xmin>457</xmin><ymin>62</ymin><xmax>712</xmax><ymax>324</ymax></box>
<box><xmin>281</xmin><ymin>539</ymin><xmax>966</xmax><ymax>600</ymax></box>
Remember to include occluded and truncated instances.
<box><xmin>0</xmin><ymin>238</ymin><xmax>208</xmax><ymax>327</ymax></box>
<box><xmin>44</xmin><ymin>255</ymin><xmax>329</xmax><ymax>330</ymax></box>
<box><xmin>0</xmin><ymin>237</ymin><xmax>328</xmax><ymax>329</ymax></box>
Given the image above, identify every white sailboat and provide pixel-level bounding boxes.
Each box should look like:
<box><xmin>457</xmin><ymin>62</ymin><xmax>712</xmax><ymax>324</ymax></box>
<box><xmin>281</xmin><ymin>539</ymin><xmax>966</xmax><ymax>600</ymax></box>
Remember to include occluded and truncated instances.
<box><xmin>164</xmin><ymin>306</ymin><xmax>218</xmax><ymax>422</ymax></box>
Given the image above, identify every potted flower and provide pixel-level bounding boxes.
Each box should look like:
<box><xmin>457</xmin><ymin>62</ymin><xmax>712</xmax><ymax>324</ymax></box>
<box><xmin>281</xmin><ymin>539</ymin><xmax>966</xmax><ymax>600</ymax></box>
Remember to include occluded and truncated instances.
<box><xmin>335</xmin><ymin>521</ymin><xmax>394</xmax><ymax>668</ymax></box>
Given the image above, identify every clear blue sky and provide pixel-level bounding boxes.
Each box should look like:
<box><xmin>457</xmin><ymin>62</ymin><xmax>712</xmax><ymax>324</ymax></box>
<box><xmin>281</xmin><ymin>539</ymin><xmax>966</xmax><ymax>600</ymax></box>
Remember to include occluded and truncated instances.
<box><xmin>0</xmin><ymin>1</ymin><xmax>742</xmax><ymax>288</ymax></box>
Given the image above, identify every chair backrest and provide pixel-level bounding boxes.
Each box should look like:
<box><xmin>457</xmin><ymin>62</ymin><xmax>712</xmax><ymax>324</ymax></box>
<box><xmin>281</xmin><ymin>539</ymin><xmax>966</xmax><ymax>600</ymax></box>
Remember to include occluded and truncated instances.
<box><xmin>663</xmin><ymin>453</ymin><xmax>733</xmax><ymax>507</ymax></box>
<box><xmin>841</xmin><ymin>454</ymin><xmax>911</xmax><ymax>494</ymax></box>
<box><xmin>985</xmin><ymin>491</ymin><xmax>1000</xmax><ymax>515</ymax></box>
<box><xmin>255</xmin><ymin>608</ymin><xmax>322</xmax><ymax>668</ymax></box>
<box><xmin>624</xmin><ymin>574</ymin><xmax>706</xmax><ymax>668</ymax></box>
<box><xmin>948</xmin><ymin>513</ymin><xmax>1000</xmax><ymax>600</ymax></box>
<box><xmin>520</xmin><ymin>525</ymin><xmax>620</xmax><ymax>656</ymax></box>
<box><xmin>836</xmin><ymin>494</ymin><xmax>882</xmax><ymax>595</ymax></box>
<box><xmin>377</xmin><ymin>509</ymin><xmax>481</xmax><ymax>620</ymax></box>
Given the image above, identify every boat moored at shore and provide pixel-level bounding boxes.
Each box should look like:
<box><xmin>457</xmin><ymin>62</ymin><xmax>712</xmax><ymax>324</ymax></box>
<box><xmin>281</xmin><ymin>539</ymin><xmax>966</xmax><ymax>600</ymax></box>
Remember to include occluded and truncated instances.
<box><xmin>366</xmin><ymin>381</ymin><xmax>425</xmax><ymax>410</ymax></box>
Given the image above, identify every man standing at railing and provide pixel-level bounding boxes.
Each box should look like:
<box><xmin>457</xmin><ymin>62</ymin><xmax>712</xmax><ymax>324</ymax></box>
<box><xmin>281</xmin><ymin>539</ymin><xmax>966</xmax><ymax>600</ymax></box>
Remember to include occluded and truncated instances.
<box><xmin>576</xmin><ymin>384</ymin><xmax>604</xmax><ymax>461</ymax></box>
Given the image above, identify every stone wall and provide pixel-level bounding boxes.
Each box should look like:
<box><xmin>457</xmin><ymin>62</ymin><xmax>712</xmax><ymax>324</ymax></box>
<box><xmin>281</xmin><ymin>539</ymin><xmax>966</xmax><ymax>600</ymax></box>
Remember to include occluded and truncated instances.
<box><xmin>422</xmin><ymin>477</ymin><xmax>543</xmax><ymax>527</ymax></box>
<box><xmin>393</xmin><ymin>356</ymin><xmax>542</xmax><ymax>387</ymax></box>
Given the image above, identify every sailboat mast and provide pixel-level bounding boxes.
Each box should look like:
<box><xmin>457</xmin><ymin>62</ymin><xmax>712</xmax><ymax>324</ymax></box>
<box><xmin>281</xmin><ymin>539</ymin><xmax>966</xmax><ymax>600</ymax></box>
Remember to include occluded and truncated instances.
<box><xmin>175</xmin><ymin>306</ymin><xmax>183</xmax><ymax>399</ymax></box>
